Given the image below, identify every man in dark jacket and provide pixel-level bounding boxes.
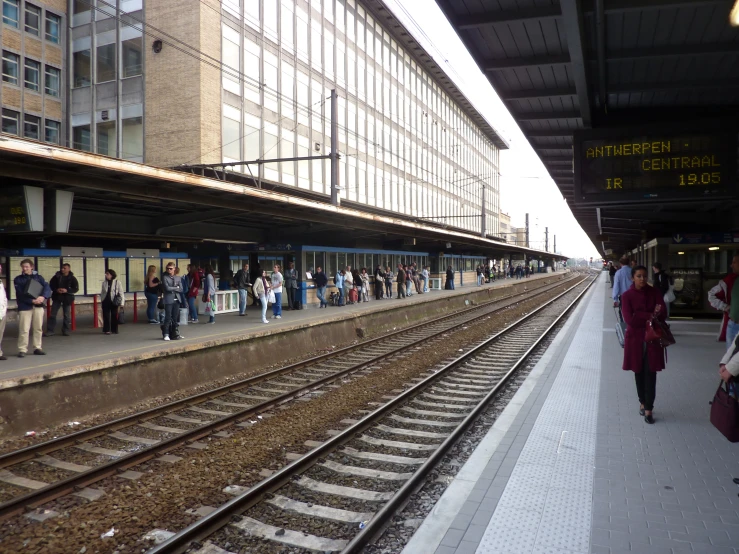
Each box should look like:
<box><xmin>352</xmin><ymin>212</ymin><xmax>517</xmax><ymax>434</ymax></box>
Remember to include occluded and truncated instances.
<box><xmin>374</xmin><ymin>265</ymin><xmax>385</xmax><ymax>300</ymax></box>
<box><xmin>233</xmin><ymin>263</ymin><xmax>251</xmax><ymax>316</ymax></box>
<box><xmin>396</xmin><ymin>263</ymin><xmax>406</xmax><ymax>299</ymax></box>
<box><xmin>47</xmin><ymin>263</ymin><xmax>79</xmax><ymax>336</ymax></box>
<box><xmin>314</xmin><ymin>266</ymin><xmax>329</xmax><ymax>308</ymax></box>
<box><xmin>14</xmin><ymin>258</ymin><xmax>51</xmax><ymax>357</ymax></box>
<box><xmin>284</xmin><ymin>261</ymin><xmax>299</xmax><ymax>310</ymax></box>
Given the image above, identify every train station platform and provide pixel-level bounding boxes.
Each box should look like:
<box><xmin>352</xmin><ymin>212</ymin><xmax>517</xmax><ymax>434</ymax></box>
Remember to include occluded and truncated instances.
<box><xmin>405</xmin><ymin>273</ymin><xmax>738</xmax><ymax>554</ymax></box>
<box><xmin>0</xmin><ymin>272</ymin><xmax>566</xmax><ymax>436</ymax></box>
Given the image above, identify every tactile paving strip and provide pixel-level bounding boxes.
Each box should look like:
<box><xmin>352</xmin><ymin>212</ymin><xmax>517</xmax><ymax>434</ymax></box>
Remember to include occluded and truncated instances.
<box><xmin>476</xmin><ymin>279</ymin><xmax>603</xmax><ymax>554</ymax></box>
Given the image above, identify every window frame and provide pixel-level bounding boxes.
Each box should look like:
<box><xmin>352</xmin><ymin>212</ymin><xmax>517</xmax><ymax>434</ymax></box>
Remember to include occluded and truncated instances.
<box><xmin>2</xmin><ymin>0</ymin><xmax>19</xmax><ymax>28</ymax></box>
<box><xmin>1</xmin><ymin>108</ymin><xmax>20</xmax><ymax>135</ymax></box>
<box><xmin>44</xmin><ymin>64</ymin><xmax>60</xmax><ymax>96</ymax></box>
<box><xmin>44</xmin><ymin>119</ymin><xmax>60</xmax><ymax>144</ymax></box>
<box><xmin>24</xmin><ymin>58</ymin><xmax>40</xmax><ymax>91</ymax></box>
<box><xmin>24</xmin><ymin>2</ymin><xmax>40</xmax><ymax>35</ymax></box>
<box><xmin>45</xmin><ymin>12</ymin><xmax>61</xmax><ymax>43</ymax></box>
<box><xmin>23</xmin><ymin>113</ymin><xmax>40</xmax><ymax>140</ymax></box>
<box><xmin>2</xmin><ymin>50</ymin><xmax>19</xmax><ymax>85</ymax></box>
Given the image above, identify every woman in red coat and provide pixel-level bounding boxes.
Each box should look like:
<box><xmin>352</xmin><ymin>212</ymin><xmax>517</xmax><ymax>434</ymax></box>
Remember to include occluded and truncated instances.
<box><xmin>621</xmin><ymin>265</ymin><xmax>667</xmax><ymax>424</ymax></box>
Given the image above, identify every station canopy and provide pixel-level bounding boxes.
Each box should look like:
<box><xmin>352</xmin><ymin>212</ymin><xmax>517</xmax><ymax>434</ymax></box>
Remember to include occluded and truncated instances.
<box><xmin>436</xmin><ymin>0</ymin><xmax>739</xmax><ymax>256</ymax></box>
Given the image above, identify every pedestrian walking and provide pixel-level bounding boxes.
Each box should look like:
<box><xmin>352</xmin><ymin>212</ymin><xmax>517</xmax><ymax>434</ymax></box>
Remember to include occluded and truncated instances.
<box><xmin>621</xmin><ymin>265</ymin><xmax>667</xmax><ymax>425</ymax></box>
<box><xmin>101</xmin><ymin>269</ymin><xmax>124</xmax><ymax>335</ymax></box>
<box><xmin>253</xmin><ymin>270</ymin><xmax>271</xmax><ymax>323</ymax></box>
<box><xmin>271</xmin><ymin>264</ymin><xmax>284</xmax><ymax>318</ymax></box>
<box><xmin>145</xmin><ymin>265</ymin><xmax>161</xmax><ymax>324</ymax></box>
<box><xmin>161</xmin><ymin>262</ymin><xmax>184</xmax><ymax>340</ymax></box>
<box><xmin>47</xmin><ymin>263</ymin><xmax>79</xmax><ymax>337</ymax></box>
<box><xmin>445</xmin><ymin>265</ymin><xmax>455</xmax><ymax>290</ymax></box>
<box><xmin>314</xmin><ymin>266</ymin><xmax>328</xmax><ymax>307</ymax></box>
<box><xmin>284</xmin><ymin>262</ymin><xmax>299</xmax><ymax>310</ymax></box>
<box><xmin>608</xmin><ymin>262</ymin><xmax>617</xmax><ymax>288</ymax></box>
<box><xmin>203</xmin><ymin>265</ymin><xmax>216</xmax><ymax>324</ymax></box>
<box><xmin>14</xmin><ymin>259</ymin><xmax>51</xmax><ymax>357</ymax></box>
<box><xmin>0</xmin><ymin>265</ymin><xmax>7</xmax><ymax>360</ymax></box>
<box><xmin>233</xmin><ymin>262</ymin><xmax>251</xmax><ymax>316</ymax></box>
<box><xmin>360</xmin><ymin>268</ymin><xmax>370</xmax><ymax>302</ymax></box>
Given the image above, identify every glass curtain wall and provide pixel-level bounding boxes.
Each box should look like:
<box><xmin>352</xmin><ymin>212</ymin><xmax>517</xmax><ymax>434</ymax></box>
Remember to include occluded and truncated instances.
<box><xmin>221</xmin><ymin>0</ymin><xmax>499</xmax><ymax>236</ymax></box>
<box><xmin>69</xmin><ymin>0</ymin><xmax>144</xmax><ymax>161</ymax></box>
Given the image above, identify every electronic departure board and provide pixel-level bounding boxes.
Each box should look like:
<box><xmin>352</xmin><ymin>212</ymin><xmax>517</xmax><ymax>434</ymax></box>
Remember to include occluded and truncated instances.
<box><xmin>0</xmin><ymin>188</ymin><xmax>32</xmax><ymax>232</ymax></box>
<box><xmin>573</xmin><ymin>123</ymin><xmax>737</xmax><ymax>205</ymax></box>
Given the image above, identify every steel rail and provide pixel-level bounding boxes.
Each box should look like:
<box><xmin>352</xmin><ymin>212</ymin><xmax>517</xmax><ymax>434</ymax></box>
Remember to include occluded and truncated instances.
<box><xmin>0</xmin><ymin>276</ymin><xmax>578</xmax><ymax>522</ymax></box>
<box><xmin>147</xmin><ymin>275</ymin><xmax>593</xmax><ymax>554</ymax></box>
<box><xmin>0</xmin><ymin>275</ymin><xmax>568</xmax><ymax>470</ymax></box>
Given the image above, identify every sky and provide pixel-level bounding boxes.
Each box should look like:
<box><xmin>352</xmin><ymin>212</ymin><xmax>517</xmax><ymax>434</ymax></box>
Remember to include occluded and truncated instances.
<box><xmin>385</xmin><ymin>0</ymin><xmax>601</xmax><ymax>259</ymax></box>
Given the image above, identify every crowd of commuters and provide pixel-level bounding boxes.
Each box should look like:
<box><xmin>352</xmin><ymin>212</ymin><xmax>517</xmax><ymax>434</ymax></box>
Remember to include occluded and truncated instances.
<box><xmin>0</xmin><ymin>258</ymin><xmax>537</xmax><ymax>358</ymax></box>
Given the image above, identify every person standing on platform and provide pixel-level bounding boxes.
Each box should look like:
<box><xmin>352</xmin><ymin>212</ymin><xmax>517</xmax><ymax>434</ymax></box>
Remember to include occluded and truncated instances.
<box><xmin>412</xmin><ymin>263</ymin><xmax>422</xmax><ymax>294</ymax></box>
<box><xmin>186</xmin><ymin>265</ymin><xmax>200</xmax><ymax>323</ymax></box>
<box><xmin>476</xmin><ymin>265</ymin><xmax>484</xmax><ymax>286</ymax></box>
<box><xmin>271</xmin><ymin>264</ymin><xmax>284</xmax><ymax>319</ymax></box>
<box><xmin>203</xmin><ymin>265</ymin><xmax>216</xmax><ymax>324</ymax></box>
<box><xmin>396</xmin><ymin>263</ymin><xmax>407</xmax><ymax>298</ymax></box>
<box><xmin>608</xmin><ymin>262</ymin><xmax>616</xmax><ymax>288</ymax></box>
<box><xmin>384</xmin><ymin>266</ymin><xmax>393</xmax><ymax>299</ymax></box>
<box><xmin>46</xmin><ymin>263</ymin><xmax>79</xmax><ymax>337</ymax></box>
<box><xmin>14</xmin><ymin>259</ymin><xmax>51</xmax><ymax>357</ymax></box>
<box><xmin>0</xmin><ymin>265</ymin><xmax>7</xmax><ymax>360</ymax></box>
<box><xmin>344</xmin><ymin>266</ymin><xmax>354</xmax><ymax>304</ymax></box>
<box><xmin>652</xmin><ymin>262</ymin><xmax>673</xmax><ymax>318</ymax></box>
<box><xmin>145</xmin><ymin>265</ymin><xmax>161</xmax><ymax>324</ymax></box>
<box><xmin>612</xmin><ymin>256</ymin><xmax>634</xmax><ymax>306</ymax></box>
<box><xmin>314</xmin><ymin>266</ymin><xmax>328</xmax><ymax>308</ymax></box>
<box><xmin>422</xmin><ymin>266</ymin><xmax>430</xmax><ymax>292</ymax></box>
<box><xmin>253</xmin><ymin>270</ymin><xmax>271</xmax><ymax>323</ymax></box>
<box><xmin>709</xmin><ymin>254</ymin><xmax>739</xmax><ymax>345</ymax></box>
<box><xmin>405</xmin><ymin>266</ymin><xmax>413</xmax><ymax>297</ymax></box>
<box><xmin>233</xmin><ymin>263</ymin><xmax>251</xmax><ymax>316</ymax></box>
<box><xmin>335</xmin><ymin>269</ymin><xmax>346</xmax><ymax>306</ymax></box>
<box><xmin>101</xmin><ymin>269</ymin><xmax>124</xmax><ymax>335</ymax></box>
<box><xmin>360</xmin><ymin>268</ymin><xmax>370</xmax><ymax>302</ymax></box>
<box><xmin>161</xmin><ymin>262</ymin><xmax>183</xmax><ymax>340</ymax></box>
<box><xmin>284</xmin><ymin>262</ymin><xmax>298</xmax><ymax>310</ymax></box>
<box><xmin>374</xmin><ymin>265</ymin><xmax>385</xmax><ymax>300</ymax></box>
<box><xmin>445</xmin><ymin>265</ymin><xmax>455</xmax><ymax>290</ymax></box>
<box><xmin>621</xmin><ymin>265</ymin><xmax>667</xmax><ymax>425</ymax></box>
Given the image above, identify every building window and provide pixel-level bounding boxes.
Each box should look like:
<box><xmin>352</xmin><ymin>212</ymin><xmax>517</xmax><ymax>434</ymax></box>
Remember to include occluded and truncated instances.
<box><xmin>97</xmin><ymin>120</ymin><xmax>116</xmax><ymax>156</ymax></box>
<box><xmin>121</xmin><ymin>36</ymin><xmax>142</xmax><ymax>77</ymax></box>
<box><xmin>45</xmin><ymin>12</ymin><xmax>60</xmax><ymax>43</ymax></box>
<box><xmin>121</xmin><ymin>116</ymin><xmax>143</xmax><ymax>160</ymax></box>
<box><xmin>73</xmin><ymin>124</ymin><xmax>91</xmax><ymax>151</ymax></box>
<box><xmin>24</xmin><ymin>3</ymin><xmax>40</xmax><ymax>35</ymax></box>
<box><xmin>45</xmin><ymin>119</ymin><xmax>60</xmax><ymax>144</ymax></box>
<box><xmin>24</xmin><ymin>114</ymin><xmax>40</xmax><ymax>140</ymax></box>
<box><xmin>2</xmin><ymin>0</ymin><xmax>19</xmax><ymax>28</ymax></box>
<box><xmin>96</xmin><ymin>43</ymin><xmax>115</xmax><ymax>83</ymax></box>
<box><xmin>1</xmin><ymin>108</ymin><xmax>19</xmax><ymax>134</ymax></box>
<box><xmin>45</xmin><ymin>65</ymin><xmax>60</xmax><ymax>96</ymax></box>
<box><xmin>2</xmin><ymin>50</ymin><xmax>19</xmax><ymax>85</ymax></box>
<box><xmin>24</xmin><ymin>58</ymin><xmax>40</xmax><ymax>91</ymax></box>
<box><xmin>73</xmin><ymin>49</ymin><xmax>91</xmax><ymax>87</ymax></box>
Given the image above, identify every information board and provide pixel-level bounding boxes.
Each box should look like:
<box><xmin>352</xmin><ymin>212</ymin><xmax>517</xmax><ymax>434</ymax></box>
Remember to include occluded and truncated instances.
<box><xmin>573</xmin><ymin>122</ymin><xmax>737</xmax><ymax>205</ymax></box>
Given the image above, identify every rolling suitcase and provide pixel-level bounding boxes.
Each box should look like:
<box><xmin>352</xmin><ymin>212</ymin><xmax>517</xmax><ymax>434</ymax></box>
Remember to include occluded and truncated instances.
<box><xmin>615</xmin><ymin>305</ymin><xmax>626</xmax><ymax>348</ymax></box>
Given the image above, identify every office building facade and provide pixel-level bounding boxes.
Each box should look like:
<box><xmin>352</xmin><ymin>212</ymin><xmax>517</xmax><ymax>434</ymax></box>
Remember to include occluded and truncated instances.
<box><xmin>3</xmin><ymin>0</ymin><xmax>504</xmax><ymax>237</ymax></box>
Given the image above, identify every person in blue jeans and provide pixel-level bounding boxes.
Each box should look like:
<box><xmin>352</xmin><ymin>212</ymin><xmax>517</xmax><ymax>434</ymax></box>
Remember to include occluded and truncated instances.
<box><xmin>271</xmin><ymin>264</ymin><xmax>284</xmax><ymax>318</ymax></box>
<box><xmin>144</xmin><ymin>265</ymin><xmax>160</xmax><ymax>324</ymax></box>
<box><xmin>314</xmin><ymin>266</ymin><xmax>328</xmax><ymax>308</ymax></box>
<box><xmin>335</xmin><ymin>270</ymin><xmax>346</xmax><ymax>306</ymax></box>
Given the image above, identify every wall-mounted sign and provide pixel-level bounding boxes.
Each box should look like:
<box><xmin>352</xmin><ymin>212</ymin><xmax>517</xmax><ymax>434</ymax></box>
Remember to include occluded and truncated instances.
<box><xmin>0</xmin><ymin>186</ymin><xmax>44</xmax><ymax>232</ymax></box>
<box><xmin>573</xmin><ymin>121</ymin><xmax>737</xmax><ymax>205</ymax></box>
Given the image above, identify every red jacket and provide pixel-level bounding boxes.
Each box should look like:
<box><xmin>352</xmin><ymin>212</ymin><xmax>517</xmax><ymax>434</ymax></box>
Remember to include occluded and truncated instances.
<box><xmin>621</xmin><ymin>284</ymin><xmax>667</xmax><ymax>373</ymax></box>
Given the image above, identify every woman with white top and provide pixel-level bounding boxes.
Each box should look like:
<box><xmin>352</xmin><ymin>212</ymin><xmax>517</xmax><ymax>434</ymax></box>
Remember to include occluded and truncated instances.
<box><xmin>252</xmin><ymin>270</ymin><xmax>271</xmax><ymax>323</ymax></box>
<box><xmin>203</xmin><ymin>265</ymin><xmax>216</xmax><ymax>324</ymax></box>
<box><xmin>271</xmin><ymin>264</ymin><xmax>284</xmax><ymax>319</ymax></box>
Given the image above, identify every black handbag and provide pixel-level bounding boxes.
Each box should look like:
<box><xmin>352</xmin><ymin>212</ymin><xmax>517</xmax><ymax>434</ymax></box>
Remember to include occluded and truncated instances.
<box><xmin>710</xmin><ymin>380</ymin><xmax>739</xmax><ymax>442</ymax></box>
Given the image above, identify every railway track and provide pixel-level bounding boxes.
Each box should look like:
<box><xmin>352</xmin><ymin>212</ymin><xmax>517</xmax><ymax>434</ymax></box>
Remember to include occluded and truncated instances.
<box><xmin>0</xmin><ymin>274</ymin><xmax>579</xmax><ymax>522</ymax></box>
<box><xmin>146</xmin><ymin>275</ymin><xmax>595</xmax><ymax>554</ymax></box>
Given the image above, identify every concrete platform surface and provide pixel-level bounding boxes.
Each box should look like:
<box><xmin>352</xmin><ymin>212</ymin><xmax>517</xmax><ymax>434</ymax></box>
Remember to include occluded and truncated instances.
<box><xmin>0</xmin><ymin>273</ymin><xmax>558</xmax><ymax>388</ymax></box>
<box><xmin>406</xmin><ymin>273</ymin><xmax>738</xmax><ymax>554</ymax></box>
